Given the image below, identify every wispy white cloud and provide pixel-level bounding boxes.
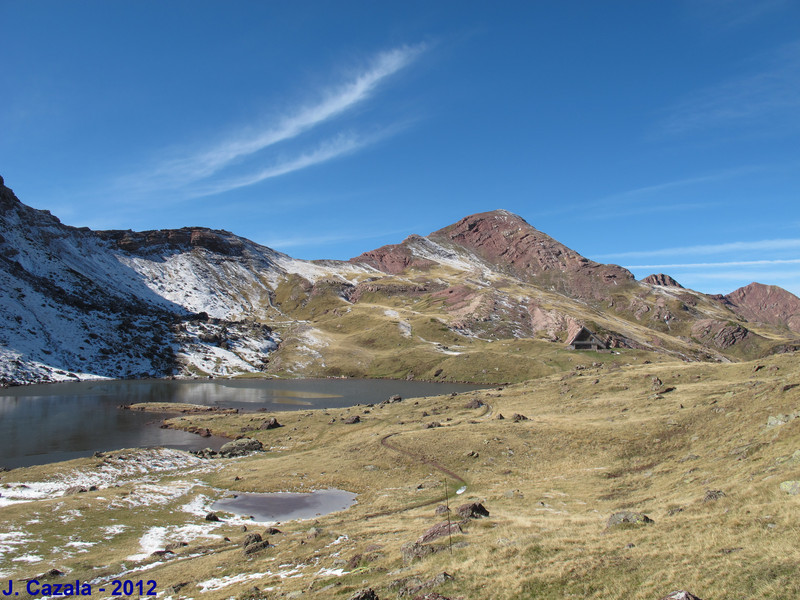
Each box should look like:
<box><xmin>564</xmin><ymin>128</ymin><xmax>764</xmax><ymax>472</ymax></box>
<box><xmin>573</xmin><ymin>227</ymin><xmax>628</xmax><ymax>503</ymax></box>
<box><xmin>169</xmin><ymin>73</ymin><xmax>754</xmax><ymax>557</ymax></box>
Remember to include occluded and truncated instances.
<box><xmin>187</xmin><ymin>133</ymin><xmax>365</xmax><ymax>198</ymax></box>
<box><xmin>124</xmin><ymin>43</ymin><xmax>425</xmax><ymax>195</ymax></box>
<box><xmin>625</xmin><ymin>258</ymin><xmax>800</xmax><ymax>269</ymax></box>
<box><xmin>598</xmin><ymin>238</ymin><xmax>800</xmax><ymax>260</ymax></box>
<box><xmin>658</xmin><ymin>40</ymin><xmax>800</xmax><ymax>136</ymax></box>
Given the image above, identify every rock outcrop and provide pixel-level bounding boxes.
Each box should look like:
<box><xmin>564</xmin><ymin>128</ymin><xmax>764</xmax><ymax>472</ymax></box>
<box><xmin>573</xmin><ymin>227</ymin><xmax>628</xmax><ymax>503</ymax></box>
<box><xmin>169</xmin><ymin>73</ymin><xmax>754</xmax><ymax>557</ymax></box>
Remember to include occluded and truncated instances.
<box><xmin>642</xmin><ymin>273</ymin><xmax>684</xmax><ymax>288</ymax></box>
<box><xmin>606</xmin><ymin>511</ymin><xmax>654</xmax><ymax>528</ymax></box>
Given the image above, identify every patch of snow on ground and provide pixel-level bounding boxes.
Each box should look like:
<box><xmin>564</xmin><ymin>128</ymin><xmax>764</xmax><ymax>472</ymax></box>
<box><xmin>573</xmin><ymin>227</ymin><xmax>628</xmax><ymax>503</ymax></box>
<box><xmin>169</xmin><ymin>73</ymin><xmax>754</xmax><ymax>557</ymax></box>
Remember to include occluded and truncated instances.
<box><xmin>12</xmin><ymin>553</ymin><xmax>42</xmax><ymax>563</ymax></box>
<box><xmin>181</xmin><ymin>493</ymin><xmax>215</xmax><ymax>517</ymax></box>
<box><xmin>316</xmin><ymin>567</ymin><xmax>347</xmax><ymax>577</ymax></box>
<box><xmin>103</xmin><ymin>524</ymin><xmax>128</xmax><ymax>536</ymax></box>
<box><xmin>274</xmin><ymin>256</ymin><xmax>376</xmax><ymax>285</ymax></box>
<box><xmin>127</xmin><ymin>526</ymin><xmax>168</xmax><ymax>561</ymax></box>
<box><xmin>65</xmin><ymin>540</ymin><xmax>96</xmax><ymax>552</ymax></box>
<box><xmin>0</xmin><ymin>449</ymin><xmax>213</xmax><ymax>506</ymax></box>
<box><xmin>107</xmin><ymin>480</ymin><xmax>201</xmax><ymax>510</ymax></box>
<box><xmin>384</xmin><ymin>309</ymin><xmax>412</xmax><ymax>337</ymax></box>
<box><xmin>128</xmin><ymin>523</ymin><xmax>222</xmax><ymax>562</ymax></box>
<box><xmin>0</xmin><ymin>531</ymin><xmax>29</xmax><ymax>555</ymax></box>
<box><xmin>406</xmin><ymin>237</ymin><xmax>495</xmax><ymax>277</ymax></box>
<box><xmin>197</xmin><ymin>572</ymin><xmax>272</xmax><ymax>592</ymax></box>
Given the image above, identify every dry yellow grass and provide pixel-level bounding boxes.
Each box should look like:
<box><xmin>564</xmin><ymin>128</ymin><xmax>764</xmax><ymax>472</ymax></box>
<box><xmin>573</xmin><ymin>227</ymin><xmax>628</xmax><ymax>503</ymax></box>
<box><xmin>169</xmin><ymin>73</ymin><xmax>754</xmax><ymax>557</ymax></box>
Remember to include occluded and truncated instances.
<box><xmin>1</xmin><ymin>354</ymin><xmax>799</xmax><ymax>599</ymax></box>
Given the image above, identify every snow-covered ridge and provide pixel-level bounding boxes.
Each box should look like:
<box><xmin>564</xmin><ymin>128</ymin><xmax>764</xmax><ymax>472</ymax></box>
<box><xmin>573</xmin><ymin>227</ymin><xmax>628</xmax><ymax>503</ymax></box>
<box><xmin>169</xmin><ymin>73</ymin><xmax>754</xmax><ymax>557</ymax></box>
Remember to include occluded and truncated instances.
<box><xmin>0</xmin><ymin>180</ymin><xmax>380</xmax><ymax>384</ymax></box>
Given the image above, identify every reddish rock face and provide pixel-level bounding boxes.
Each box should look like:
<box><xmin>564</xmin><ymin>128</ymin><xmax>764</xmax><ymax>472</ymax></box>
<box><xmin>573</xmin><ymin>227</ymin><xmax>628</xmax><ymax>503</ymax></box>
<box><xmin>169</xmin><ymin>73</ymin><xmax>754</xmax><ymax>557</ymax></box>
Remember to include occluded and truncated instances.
<box><xmin>725</xmin><ymin>282</ymin><xmax>800</xmax><ymax>333</ymax></box>
<box><xmin>350</xmin><ymin>235</ymin><xmax>435</xmax><ymax>274</ymax></box>
<box><xmin>354</xmin><ymin>209</ymin><xmax>635</xmax><ymax>300</ymax></box>
<box><xmin>691</xmin><ymin>318</ymin><xmax>751</xmax><ymax>349</ymax></box>
<box><xmin>642</xmin><ymin>273</ymin><xmax>684</xmax><ymax>288</ymax></box>
<box><xmin>98</xmin><ymin>227</ymin><xmax>245</xmax><ymax>256</ymax></box>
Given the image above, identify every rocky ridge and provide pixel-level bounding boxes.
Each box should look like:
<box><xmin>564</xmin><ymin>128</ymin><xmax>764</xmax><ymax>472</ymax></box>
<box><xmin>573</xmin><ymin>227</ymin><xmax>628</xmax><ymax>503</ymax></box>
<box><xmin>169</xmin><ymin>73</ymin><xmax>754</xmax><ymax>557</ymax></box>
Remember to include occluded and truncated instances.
<box><xmin>1</xmin><ymin>177</ymin><xmax>799</xmax><ymax>385</ymax></box>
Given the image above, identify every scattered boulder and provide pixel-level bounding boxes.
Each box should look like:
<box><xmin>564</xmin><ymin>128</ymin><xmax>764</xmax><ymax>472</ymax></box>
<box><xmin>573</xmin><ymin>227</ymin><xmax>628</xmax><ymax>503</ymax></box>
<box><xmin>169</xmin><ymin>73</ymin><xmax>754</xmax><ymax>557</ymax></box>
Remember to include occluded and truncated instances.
<box><xmin>511</xmin><ymin>413</ymin><xmax>529</xmax><ymax>422</ymax></box>
<box><xmin>703</xmin><ymin>489</ymin><xmax>726</xmax><ymax>502</ymax></box>
<box><xmin>464</xmin><ymin>398</ymin><xmax>484</xmax><ymax>409</ymax></box>
<box><xmin>343</xmin><ymin>415</ymin><xmax>361</xmax><ymax>424</ymax></box>
<box><xmin>63</xmin><ymin>486</ymin><xmax>88</xmax><ymax>495</ymax></box>
<box><xmin>495</xmin><ymin>413</ymin><xmax>505</xmax><ymax>420</ymax></box>
<box><xmin>346</xmin><ymin>553</ymin><xmax>363</xmax><ymax>569</ymax></box>
<box><xmin>242</xmin><ymin>532</ymin><xmax>262</xmax><ymax>547</ymax></box>
<box><xmin>434</xmin><ymin>504</ymin><xmax>450</xmax><ymax>515</ymax></box>
<box><xmin>39</xmin><ymin>569</ymin><xmax>64</xmax><ymax>578</ymax></box>
<box><xmin>424</xmin><ymin>421</ymin><xmax>442</xmax><ymax>429</ymax></box>
<box><xmin>192</xmin><ymin>447</ymin><xmax>218</xmax><ymax>459</ymax></box>
<box><xmin>259</xmin><ymin>417</ymin><xmax>282</xmax><ymax>429</ymax></box>
<box><xmin>767</xmin><ymin>412</ymin><xmax>800</xmax><ymax>428</ymax></box>
<box><xmin>389</xmin><ymin>395</ymin><xmax>402</xmax><ymax>403</ymax></box>
<box><xmin>165</xmin><ymin>541</ymin><xmax>187</xmax><ymax>552</ymax></box>
<box><xmin>606</xmin><ymin>511</ymin><xmax>653</xmax><ymax>528</ymax></box>
<box><xmin>219</xmin><ymin>438</ymin><xmax>263</xmax><ymax>457</ymax></box>
<box><xmin>401</xmin><ymin>541</ymin><xmax>439</xmax><ymax>564</ymax></box>
<box><xmin>457</xmin><ymin>501</ymin><xmax>490</xmax><ymax>519</ymax></box>
<box><xmin>205</xmin><ymin>512</ymin><xmax>220</xmax><ymax>522</ymax></box>
<box><xmin>402</xmin><ymin>572</ymin><xmax>454</xmax><ymax>597</ymax></box>
<box><xmin>504</xmin><ymin>489</ymin><xmax>524</xmax><ymax>499</ymax></box>
<box><xmin>242</xmin><ymin>540</ymin><xmax>271</xmax><ymax>555</ymax></box>
<box><xmin>780</xmin><ymin>480</ymin><xmax>800</xmax><ymax>495</ymax></box>
<box><xmin>417</xmin><ymin>521</ymin><xmax>463</xmax><ymax>544</ymax></box>
<box><xmin>349</xmin><ymin>588</ymin><xmax>379</xmax><ymax>600</ymax></box>
<box><xmin>413</xmin><ymin>594</ymin><xmax>452</xmax><ymax>600</ymax></box>
<box><xmin>778</xmin><ymin>449</ymin><xmax>800</xmax><ymax>465</ymax></box>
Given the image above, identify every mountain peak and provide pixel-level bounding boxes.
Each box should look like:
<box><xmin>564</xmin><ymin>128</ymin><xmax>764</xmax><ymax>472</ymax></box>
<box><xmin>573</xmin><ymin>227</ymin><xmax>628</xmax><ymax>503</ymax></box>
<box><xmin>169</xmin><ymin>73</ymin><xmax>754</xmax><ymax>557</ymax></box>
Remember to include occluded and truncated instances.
<box><xmin>350</xmin><ymin>209</ymin><xmax>635</xmax><ymax>299</ymax></box>
<box><xmin>725</xmin><ymin>282</ymin><xmax>800</xmax><ymax>333</ymax></box>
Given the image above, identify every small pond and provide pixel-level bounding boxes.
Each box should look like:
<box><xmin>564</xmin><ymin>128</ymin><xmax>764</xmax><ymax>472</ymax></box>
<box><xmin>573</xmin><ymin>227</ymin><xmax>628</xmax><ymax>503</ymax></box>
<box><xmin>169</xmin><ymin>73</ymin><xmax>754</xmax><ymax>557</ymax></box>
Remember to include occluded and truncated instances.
<box><xmin>212</xmin><ymin>488</ymin><xmax>358</xmax><ymax>523</ymax></box>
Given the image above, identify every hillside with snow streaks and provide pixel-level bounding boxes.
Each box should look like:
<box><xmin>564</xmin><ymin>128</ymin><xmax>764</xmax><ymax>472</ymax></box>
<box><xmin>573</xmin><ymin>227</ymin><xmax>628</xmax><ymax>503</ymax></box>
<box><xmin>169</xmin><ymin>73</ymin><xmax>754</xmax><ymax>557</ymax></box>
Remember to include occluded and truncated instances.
<box><xmin>3</xmin><ymin>175</ymin><xmax>800</xmax><ymax>386</ymax></box>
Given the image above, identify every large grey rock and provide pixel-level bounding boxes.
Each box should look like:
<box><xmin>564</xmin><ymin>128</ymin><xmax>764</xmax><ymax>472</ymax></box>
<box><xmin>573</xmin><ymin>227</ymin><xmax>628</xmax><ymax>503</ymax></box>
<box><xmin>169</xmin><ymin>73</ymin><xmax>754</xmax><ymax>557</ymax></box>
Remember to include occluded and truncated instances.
<box><xmin>401</xmin><ymin>541</ymin><xmax>441</xmax><ymax>564</ymax></box>
<box><xmin>219</xmin><ymin>437</ymin><xmax>263</xmax><ymax>456</ymax></box>
<box><xmin>779</xmin><ymin>480</ymin><xmax>800</xmax><ymax>495</ymax></box>
<box><xmin>457</xmin><ymin>501</ymin><xmax>489</xmax><ymax>519</ymax></box>
<box><xmin>606</xmin><ymin>511</ymin><xmax>654</xmax><ymax>528</ymax></box>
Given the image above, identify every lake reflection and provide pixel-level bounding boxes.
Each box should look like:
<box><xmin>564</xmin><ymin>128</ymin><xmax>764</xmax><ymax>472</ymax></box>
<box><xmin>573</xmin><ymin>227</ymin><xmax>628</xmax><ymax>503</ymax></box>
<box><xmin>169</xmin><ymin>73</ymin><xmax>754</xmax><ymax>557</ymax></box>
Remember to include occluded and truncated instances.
<box><xmin>0</xmin><ymin>378</ymin><xmax>485</xmax><ymax>469</ymax></box>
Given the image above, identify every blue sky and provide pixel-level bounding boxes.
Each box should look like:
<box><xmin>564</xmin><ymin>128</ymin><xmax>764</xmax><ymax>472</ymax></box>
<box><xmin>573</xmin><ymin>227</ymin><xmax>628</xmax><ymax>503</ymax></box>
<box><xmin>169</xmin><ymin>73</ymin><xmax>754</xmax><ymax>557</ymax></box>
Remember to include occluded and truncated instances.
<box><xmin>1</xmin><ymin>0</ymin><xmax>799</xmax><ymax>295</ymax></box>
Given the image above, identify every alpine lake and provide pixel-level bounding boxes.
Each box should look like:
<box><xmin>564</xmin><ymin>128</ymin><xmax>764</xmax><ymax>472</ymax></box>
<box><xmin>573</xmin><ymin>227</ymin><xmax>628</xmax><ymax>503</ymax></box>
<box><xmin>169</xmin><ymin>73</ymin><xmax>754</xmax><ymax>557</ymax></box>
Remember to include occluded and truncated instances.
<box><xmin>0</xmin><ymin>378</ymin><xmax>487</xmax><ymax>469</ymax></box>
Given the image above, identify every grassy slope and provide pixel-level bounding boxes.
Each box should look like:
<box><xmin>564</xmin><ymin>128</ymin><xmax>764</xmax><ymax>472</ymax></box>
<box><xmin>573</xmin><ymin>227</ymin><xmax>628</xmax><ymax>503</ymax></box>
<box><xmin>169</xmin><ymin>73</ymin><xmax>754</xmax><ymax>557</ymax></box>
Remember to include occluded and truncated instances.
<box><xmin>2</xmin><ymin>354</ymin><xmax>799</xmax><ymax>599</ymax></box>
<box><xmin>252</xmin><ymin>263</ymin><xmax>799</xmax><ymax>384</ymax></box>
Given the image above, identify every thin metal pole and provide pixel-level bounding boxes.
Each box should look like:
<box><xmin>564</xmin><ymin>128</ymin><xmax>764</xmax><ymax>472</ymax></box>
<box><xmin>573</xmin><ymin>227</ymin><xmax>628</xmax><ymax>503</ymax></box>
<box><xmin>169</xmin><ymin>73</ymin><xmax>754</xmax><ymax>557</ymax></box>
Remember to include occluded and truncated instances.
<box><xmin>444</xmin><ymin>480</ymin><xmax>453</xmax><ymax>555</ymax></box>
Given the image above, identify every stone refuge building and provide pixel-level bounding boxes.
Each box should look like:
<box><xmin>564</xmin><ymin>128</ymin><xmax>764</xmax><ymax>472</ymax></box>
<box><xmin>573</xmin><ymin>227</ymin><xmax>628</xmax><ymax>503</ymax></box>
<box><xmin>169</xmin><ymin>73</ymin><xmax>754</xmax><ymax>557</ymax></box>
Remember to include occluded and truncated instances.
<box><xmin>566</xmin><ymin>326</ymin><xmax>607</xmax><ymax>350</ymax></box>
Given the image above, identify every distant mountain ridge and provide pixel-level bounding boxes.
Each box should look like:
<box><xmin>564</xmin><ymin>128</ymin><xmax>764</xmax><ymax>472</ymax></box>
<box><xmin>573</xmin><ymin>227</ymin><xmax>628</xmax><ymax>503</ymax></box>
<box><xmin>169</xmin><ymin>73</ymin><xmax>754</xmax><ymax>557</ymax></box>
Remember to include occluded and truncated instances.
<box><xmin>724</xmin><ymin>282</ymin><xmax>800</xmax><ymax>334</ymax></box>
<box><xmin>1</xmin><ymin>176</ymin><xmax>798</xmax><ymax>385</ymax></box>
